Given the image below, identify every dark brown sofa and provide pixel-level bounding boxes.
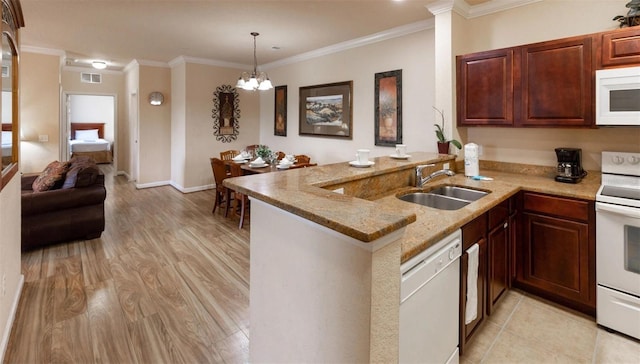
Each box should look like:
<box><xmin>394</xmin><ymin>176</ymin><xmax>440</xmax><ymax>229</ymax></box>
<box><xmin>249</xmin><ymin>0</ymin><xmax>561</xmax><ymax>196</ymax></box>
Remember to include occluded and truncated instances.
<box><xmin>21</xmin><ymin>157</ymin><xmax>106</xmax><ymax>250</ymax></box>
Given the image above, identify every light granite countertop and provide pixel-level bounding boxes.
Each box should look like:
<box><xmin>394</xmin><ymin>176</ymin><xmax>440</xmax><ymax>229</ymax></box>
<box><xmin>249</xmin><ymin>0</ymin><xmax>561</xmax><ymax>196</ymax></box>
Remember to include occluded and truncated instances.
<box><xmin>223</xmin><ymin>152</ymin><xmax>601</xmax><ymax>263</ymax></box>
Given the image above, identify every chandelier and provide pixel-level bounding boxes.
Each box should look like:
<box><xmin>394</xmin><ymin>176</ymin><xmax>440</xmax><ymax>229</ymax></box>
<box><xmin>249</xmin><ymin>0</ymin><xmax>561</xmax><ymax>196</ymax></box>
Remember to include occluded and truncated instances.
<box><xmin>236</xmin><ymin>32</ymin><xmax>273</xmax><ymax>91</ymax></box>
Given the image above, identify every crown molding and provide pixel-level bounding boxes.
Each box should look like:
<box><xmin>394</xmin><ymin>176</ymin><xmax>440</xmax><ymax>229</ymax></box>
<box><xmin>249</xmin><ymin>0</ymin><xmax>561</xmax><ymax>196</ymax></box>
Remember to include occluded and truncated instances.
<box><xmin>463</xmin><ymin>0</ymin><xmax>542</xmax><ymax>18</ymax></box>
<box><xmin>263</xmin><ymin>19</ymin><xmax>435</xmax><ymax>70</ymax></box>
<box><xmin>428</xmin><ymin>0</ymin><xmax>542</xmax><ymax>19</ymax></box>
<box><xmin>62</xmin><ymin>65</ymin><xmax>123</xmax><ymax>75</ymax></box>
<box><xmin>136</xmin><ymin>59</ymin><xmax>170</xmax><ymax>68</ymax></box>
<box><xmin>169</xmin><ymin>55</ymin><xmax>250</xmax><ymax>70</ymax></box>
<box><xmin>21</xmin><ymin>45</ymin><xmax>65</xmax><ymax>57</ymax></box>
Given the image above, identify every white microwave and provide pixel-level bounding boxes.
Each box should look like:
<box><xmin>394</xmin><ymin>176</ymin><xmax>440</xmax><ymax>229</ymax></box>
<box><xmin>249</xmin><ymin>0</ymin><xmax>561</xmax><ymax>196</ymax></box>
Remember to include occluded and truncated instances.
<box><xmin>596</xmin><ymin>66</ymin><xmax>640</xmax><ymax>126</ymax></box>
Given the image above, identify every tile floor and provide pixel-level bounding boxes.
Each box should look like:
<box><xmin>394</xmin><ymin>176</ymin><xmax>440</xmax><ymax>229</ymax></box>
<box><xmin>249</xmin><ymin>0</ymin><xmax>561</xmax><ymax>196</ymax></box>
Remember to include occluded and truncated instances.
<box><xmin>460</xmin><ymin>289</ymin><xmax>640</xmax><ymax>364</ymax></box>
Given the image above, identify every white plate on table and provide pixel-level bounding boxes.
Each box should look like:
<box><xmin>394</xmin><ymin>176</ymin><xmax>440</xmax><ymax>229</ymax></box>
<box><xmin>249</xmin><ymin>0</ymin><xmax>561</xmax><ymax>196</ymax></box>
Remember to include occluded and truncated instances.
<box><xmin>349</xmin><ymin>160</ymin><xmax>375</xmax><ymax>168</ymax></box>
<box><xmin>390</xmin><ymin>154</ymin><xmax>411</xmax><ymax>159</ymax></box>
<box><xmin>277</xmin><ymin>164</ymin><xmax>291</xmax><ymax>169</ymax></box>
<box><xmin>232</xmin><ymin>159</ymin><xmax>247</xmax><ymax>164</ymax></box>
<box><xmin>249</xmin><ymin>163</ymin><xmax>268</xmax><ymax>168</ymax></box>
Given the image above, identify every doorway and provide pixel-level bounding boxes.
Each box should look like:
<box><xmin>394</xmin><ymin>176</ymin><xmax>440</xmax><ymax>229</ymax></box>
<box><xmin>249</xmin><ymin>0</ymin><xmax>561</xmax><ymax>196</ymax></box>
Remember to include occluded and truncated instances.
<box><xmin>62</xmin><ymin>93</ymin><xmax>117</xmax><ymax>169</ymax></box>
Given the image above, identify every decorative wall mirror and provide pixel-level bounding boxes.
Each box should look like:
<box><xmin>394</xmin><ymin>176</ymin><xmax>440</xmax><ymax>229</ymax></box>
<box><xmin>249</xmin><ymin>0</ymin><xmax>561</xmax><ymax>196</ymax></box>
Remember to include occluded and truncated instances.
<box><xmin>0</xmin><ymin>0</ymin><xmax>24</xmax><ymax>191</ymax></box>
<box><xmin>212</xmin><ymin>84</ymin><xmax>240</xmax><ymax>143</ymax></box>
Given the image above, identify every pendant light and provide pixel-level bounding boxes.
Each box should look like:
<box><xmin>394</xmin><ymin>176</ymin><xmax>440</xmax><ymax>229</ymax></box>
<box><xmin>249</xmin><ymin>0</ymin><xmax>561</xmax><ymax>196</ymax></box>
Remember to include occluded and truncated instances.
<box><xmin>236</xmin><ymin>32</ymin><xmax>273</xmax><ymax>91</ymax></box>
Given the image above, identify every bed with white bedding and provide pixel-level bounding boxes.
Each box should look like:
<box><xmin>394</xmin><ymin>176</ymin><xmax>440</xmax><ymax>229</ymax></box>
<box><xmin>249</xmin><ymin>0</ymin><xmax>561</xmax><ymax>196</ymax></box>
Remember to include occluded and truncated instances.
<box><xmin>70</xmin><ymin>122</ymin><xmax>113</xmax><ymax>163</ymax></box>
<box><xmin>2</xmin><ymin>125</ymin><xmax>12</xmax><ymax>167</ymax></box>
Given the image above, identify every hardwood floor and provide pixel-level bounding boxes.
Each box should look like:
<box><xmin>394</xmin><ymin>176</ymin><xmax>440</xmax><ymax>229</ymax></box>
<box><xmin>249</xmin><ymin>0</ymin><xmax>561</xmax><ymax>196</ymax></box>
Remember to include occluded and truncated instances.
<box><xmin>4</xmin><ymin>165</ymin><xmax>250</xmax><ymax>363</ymax></box>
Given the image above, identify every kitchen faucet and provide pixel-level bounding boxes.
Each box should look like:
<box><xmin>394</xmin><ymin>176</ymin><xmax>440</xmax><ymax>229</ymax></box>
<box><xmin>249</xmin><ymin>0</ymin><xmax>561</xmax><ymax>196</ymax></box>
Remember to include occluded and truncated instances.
<box><xmin>415</xmin><ymin>164</ymin><xmax>455</xmax><ymax>187</ymax></box>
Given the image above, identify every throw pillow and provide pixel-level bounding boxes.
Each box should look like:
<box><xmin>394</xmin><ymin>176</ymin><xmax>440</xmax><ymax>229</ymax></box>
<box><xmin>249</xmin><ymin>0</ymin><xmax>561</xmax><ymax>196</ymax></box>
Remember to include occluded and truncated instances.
<box><xmin>61</xmin><ymin>162</ymin><xmax>99</xmax><ymax>189</ymax></box>
<box><xmin>32</xmin><ymin>161</ymin><xmax>70</xmax><ymax>192</ymax></box>
<box><xmin>61</xmin><ymin>165</ymin><xmax>80</xmax><ymax>189</ymax></box>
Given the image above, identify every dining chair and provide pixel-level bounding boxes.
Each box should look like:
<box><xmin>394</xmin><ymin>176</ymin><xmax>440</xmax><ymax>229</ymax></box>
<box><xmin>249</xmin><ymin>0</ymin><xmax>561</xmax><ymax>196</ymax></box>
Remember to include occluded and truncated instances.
<box><xmin>210</xmin><ymin>157</ymin><xmax>232</xmax><ymax>216</ymax></box>
<box><xmin>229</xmin><ymin>162</ymin><xmax>250</xmax><ymax>229</ymax></box>
<box><xmin>295</xmin><ymin>154</ymin><xmax>311</xmax><ymax>164</ymax></box>
<box><xmin>245</xmin><ymin>144</ymin><xmax>260</xmax><ymax>157</ymax></box>
<box><xmin>289</xmin><ymin>162</ymin><xmax>318</xmax><ymax>169</ymax></box>
<box><xmin>275</xmin><ymin>151</ymin><xmax>286</xmax><ymax>161</ymax></box>
<box><xmin>220</xmin><ymin>149</ymin><xmax>239</xmax><ymax>161</ymax></box>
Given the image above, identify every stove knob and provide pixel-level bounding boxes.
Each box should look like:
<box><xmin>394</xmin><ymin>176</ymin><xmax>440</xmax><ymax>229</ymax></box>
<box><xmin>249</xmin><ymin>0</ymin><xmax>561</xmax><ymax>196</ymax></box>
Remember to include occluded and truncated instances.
<box><xmin>613</xmin><ymin>155</ymin><xmax>625</xmax><ymax>165</ymax></box>
<box><xmin>628</xmin><ymin>156</ymin><xmax>640</xmax><ymax>165</ymax></box>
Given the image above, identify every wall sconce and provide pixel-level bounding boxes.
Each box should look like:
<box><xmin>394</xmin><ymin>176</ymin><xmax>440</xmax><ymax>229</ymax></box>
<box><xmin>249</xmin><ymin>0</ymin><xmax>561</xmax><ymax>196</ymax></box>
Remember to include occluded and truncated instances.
<box><xmin>149</xmin><ymin>92</ymin><xmax>164</xmax><ymax>106</ymax></box>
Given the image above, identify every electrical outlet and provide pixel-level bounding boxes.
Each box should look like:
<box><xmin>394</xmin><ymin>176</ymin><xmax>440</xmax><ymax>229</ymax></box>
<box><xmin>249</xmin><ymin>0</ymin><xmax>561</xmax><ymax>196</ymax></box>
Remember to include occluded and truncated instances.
<box><xmin>38</xmin><ymin>134</ymin><xmax>49</xmax><ymax>142</ymax></box>
<box><xmin>443</xmin><ymin>163</ymin><xmax>450</xmax><ymax>170</ymax></box>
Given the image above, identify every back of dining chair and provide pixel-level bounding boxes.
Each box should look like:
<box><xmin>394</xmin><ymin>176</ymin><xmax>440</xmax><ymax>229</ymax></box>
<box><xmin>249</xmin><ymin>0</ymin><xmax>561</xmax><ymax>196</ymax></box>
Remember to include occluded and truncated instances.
<box><xmin>210</xmin><ymin>157</ymin><xmax>232</xmax><ymax>215</ymax></box>
<box><xmin>210</xmin><ymin>157</ymin><xmax>228</xmax><ymax>187</ymax></box>
<box><xmin>228</xmin><ymin>162</ymin><xmax>249</xmax><ymax>229</ymax></box>
<box><xmin>220</xmin><ymin>149</ymin><xmax>239</xmax><ymax>161</ymax></box>
<box><xmin>275</xmin><ymin>151</ymin><xmax>286</xmax><ymax>161</ymax></box>
<box><xmin>295</xmin><ymin>154</ymin><xmax>311</xmax><ymax>164</ymax></box>
<box><xmin>229</xmin><ymin>162</ymin><xmax>243</xmax><ymax>178</ymax></box>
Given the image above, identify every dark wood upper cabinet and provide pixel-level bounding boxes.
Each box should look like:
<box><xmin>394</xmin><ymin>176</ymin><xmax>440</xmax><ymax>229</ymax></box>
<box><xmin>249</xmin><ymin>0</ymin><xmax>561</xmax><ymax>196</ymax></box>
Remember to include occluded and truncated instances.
<box><xmin>599</xmin><ymin>27</ymin><xmax>640</xmax><ymax>68</ymax></box>
<box><xmin>517</xmin><ymin>36</ymin><xmax>594</xmax><ymax>127</ymax></box>
<box><xmin>457</xmin><ymin>27</ymin><xmax>640</xmax><ymax>128</ymax></box>
<box><xmin>457</xmin><ymin>49</ymin><xmax>514</xmax><ymax>126</ymax></box>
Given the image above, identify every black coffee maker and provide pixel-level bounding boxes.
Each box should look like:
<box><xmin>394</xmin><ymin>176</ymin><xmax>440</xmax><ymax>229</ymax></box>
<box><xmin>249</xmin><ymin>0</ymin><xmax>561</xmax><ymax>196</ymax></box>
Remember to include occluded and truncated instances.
<box><xmin>555</xmin><ymin>148</ymin><xmax>587</xmax><ymax>183</ymax></box>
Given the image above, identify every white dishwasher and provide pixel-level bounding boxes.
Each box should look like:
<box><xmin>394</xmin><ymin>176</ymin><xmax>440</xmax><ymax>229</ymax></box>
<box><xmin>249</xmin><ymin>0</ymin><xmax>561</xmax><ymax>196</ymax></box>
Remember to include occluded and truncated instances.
<box><xmin>400</xmin><ymin>229</ymin><xmax>462</xmax><ymax>364</ymax></box>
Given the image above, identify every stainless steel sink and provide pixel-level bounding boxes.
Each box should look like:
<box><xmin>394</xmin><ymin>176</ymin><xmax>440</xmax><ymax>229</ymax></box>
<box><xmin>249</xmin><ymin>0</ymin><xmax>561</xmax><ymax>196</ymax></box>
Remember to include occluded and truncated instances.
<box><xmin>398</xmin><ymin>186</ymin><xmax>489</xmax><ymax>210</ymax></box>
<box><xmin>399</xmin><ymin>193</ymin><xmax>470</xmax><ymax>210</ymax></box>
<box><xmin>428</xmin><ymin>185</ymin><xmax>488</xmax><ymax>201</ymax></box>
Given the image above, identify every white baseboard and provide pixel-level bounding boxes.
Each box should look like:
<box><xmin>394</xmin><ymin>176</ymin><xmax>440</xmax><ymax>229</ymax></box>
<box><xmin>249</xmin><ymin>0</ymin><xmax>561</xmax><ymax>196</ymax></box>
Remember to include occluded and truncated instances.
<box><xmin>114</xmin><ymin>173</ymin><xmax>213</xmax><ymax>194</ymax></box>
<box><xmin>170</xmin><ymin>181</ymin><xmax>214</xmax><ymax>193</ymax></box>
<box><xmin>0</xmin><ymin>274</ymin><xmax>24</xmax><ymax>363</ymax></box>
<box><xmin>135</xmin><ymin>180</ymin><xmax>171</xmax><ymax>189</ymax></box>
<box><xmin>115</xmin><ymin>170</ymin><xmax>131</xmax><ymax>180</ymax></box>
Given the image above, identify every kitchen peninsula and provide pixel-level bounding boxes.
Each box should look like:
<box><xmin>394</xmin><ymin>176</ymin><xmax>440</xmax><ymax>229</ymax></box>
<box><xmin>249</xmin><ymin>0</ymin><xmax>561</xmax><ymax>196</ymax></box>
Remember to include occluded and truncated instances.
<box><xmin>223</xmin><ymin>152</ymin><xmax>600</xmax><ymax>363</ymax></box>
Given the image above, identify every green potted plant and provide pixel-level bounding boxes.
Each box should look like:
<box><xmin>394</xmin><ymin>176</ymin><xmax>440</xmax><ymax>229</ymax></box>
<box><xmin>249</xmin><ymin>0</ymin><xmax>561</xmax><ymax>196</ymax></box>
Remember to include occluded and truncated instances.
<box><xmin>613</xmin><ymin>0</ymin><xmax>640</xmax><ymax>27</ymax></box>
<box><xmin>255</xmin><ymin>144</ymin><xmax>272</xmax><ymax>159</ymax></box>
<box><xmin>433</xmin><ymin>107</ymin><xmax>462</xmax><ymax>154</ymax></box>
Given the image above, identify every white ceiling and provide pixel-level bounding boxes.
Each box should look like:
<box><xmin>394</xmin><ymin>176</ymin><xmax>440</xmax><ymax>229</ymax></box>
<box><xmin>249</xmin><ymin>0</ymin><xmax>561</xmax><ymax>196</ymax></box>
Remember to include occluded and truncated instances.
<box><xmin>19</xmin><ymin>0</ymin><xmax>492</xmax><ymax>71</ymax></box>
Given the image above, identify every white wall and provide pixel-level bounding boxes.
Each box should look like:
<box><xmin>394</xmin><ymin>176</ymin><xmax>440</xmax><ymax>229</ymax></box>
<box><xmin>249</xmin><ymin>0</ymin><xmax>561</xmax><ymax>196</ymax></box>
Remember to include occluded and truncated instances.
<box><xmin>20</xmin><ymin>52</ymin><xmax>61</xmax><ymax>173</ymax></box>
<box><xmin>137</xmin><ymin>64</ymin><xmax>171</xmax><ymax>186</ymax></box>
<box><xmin>1</xmin><ymin>92</ymin><xmax>9</xmax><ymax>123</ymax></box>
<box><xmin>69</xmin><ymin>94</ymin><xmax>115</xmax><ymax>141</ymax></box>
<box><xmin>259</xmin><ymin>28</ymin><xmax>436</xmax><ymax>165</ymax></box>
<box><xmin>182</xmin><ymin>61</ymin><xmax>260</xmax><ymax>190</ymax></box>
<box><xmin>0</xmin><ymin>176</ymin><xmax>23</xmax><ymax>362</ymax></box>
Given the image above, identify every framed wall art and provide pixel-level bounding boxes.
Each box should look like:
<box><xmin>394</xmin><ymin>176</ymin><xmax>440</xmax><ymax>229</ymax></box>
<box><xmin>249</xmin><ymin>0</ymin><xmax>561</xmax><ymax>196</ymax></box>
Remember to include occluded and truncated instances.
<box><xmin>274</xmin><ymin>85</ymin><xmax>287</xmax><ymax>136</ymax></box>
<box><xmin>374</xmin><ymin>69</ymin><xmax>402</xmax><ymax>146</ymax></box>
<box><xmin>212</xmin><ymin>84</ymin><xmax>240</xmax><ymax>143</ymax></box>
<box><xmin>299</xmin><ymin>80</ymin><xmax>353</xmax><ymax>139</ymax></box>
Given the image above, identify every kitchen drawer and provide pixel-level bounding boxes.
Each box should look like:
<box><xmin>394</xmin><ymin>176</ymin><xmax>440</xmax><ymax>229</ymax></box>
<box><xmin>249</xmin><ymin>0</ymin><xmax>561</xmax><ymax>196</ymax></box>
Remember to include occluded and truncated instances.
<box><xmin>488</xmin><ymin>200</ymin><xmax>509</xmax><ymax>230</ymax></box>
<box><xmin>462</xmin><ymin>213</ymin><xmax>487</xmax><ymax>251</ymax></box>
<box><xmin>523</xmin><ymin>192</ymin><xmax>590</xmax><ymax>222</ymax></box>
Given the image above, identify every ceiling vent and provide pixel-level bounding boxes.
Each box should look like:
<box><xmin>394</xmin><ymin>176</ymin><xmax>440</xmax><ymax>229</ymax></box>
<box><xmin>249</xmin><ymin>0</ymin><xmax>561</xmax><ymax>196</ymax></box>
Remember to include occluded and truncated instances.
<box><xmin>81</xmin><ymin>72</ymin><xmax>102</xmax><ymax>84</ymax></box>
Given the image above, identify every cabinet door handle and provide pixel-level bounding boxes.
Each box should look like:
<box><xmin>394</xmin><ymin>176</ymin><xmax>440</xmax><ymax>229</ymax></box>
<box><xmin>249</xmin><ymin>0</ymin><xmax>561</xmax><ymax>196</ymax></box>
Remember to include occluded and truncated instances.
<box><xmin>503</xmin><ymin>222</ymin><xmax>508</xmax><ymax>229</ymax></box>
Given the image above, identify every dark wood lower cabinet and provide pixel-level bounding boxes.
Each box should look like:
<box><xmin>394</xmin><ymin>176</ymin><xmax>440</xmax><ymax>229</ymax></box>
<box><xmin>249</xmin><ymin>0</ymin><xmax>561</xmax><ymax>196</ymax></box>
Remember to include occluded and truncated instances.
<box><xmin>460</xmin><ymin>221</ymin><xmax>487</xmax><ymax>356</ymax></box>
<box><xmin>488</xmin><ymin>221</ymin><xmax>509</xmax><ymax>315</ymax></box>
<box><xmin>515</xmin><ymin>192</ymin><xmax>596</xmax><ymax>316</ymax></box>
<box><xmin>459</xmin><ymin>191</ymin><xmax>596</xmax><ymax>354</ymax></box>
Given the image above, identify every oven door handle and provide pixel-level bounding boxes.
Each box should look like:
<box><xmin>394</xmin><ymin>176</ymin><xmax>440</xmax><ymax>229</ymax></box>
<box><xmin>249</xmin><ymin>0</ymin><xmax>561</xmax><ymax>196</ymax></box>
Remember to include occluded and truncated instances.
<box><xmin>596</xmin><ymin>202</ymin><xmax>640</xmax><ymax>219</ymax></box>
